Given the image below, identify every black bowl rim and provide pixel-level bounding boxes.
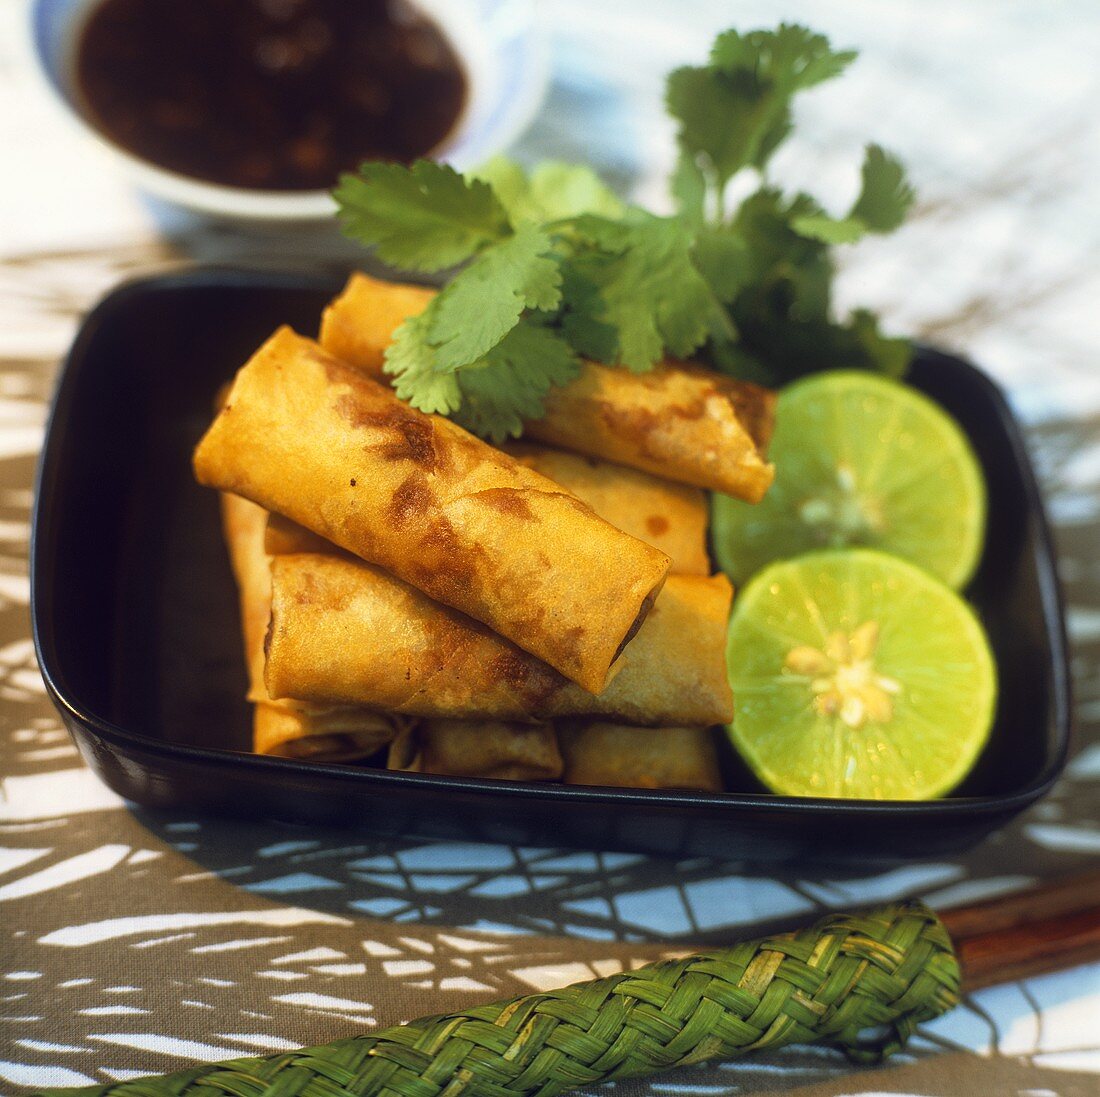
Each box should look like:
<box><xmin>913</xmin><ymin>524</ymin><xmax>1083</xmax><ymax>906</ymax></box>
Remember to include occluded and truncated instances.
<box><xmin>30</xmin><ymin>266</ymin><xmax>1074</xmax><ymax>820</ymax></box>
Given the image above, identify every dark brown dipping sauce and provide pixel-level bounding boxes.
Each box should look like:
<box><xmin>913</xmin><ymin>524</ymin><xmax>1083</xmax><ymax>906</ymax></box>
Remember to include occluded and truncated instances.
<box><xmin>75</xmin><ymin>0</ymin><xmax>467</xmax><ymax>191</ymax></box>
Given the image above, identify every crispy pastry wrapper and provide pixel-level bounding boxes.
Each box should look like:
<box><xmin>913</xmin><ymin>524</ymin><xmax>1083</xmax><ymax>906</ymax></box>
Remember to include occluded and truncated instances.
<box><xmin>219</xmin><ymin>491</ymin><xmax>273</xmax><ymax>704</ymax></box>
<box><xmin>501</xmin><ymin>443</ymin><xmax>709</xmax><ymax>575</ymax></box>
<box><xmin>528</xmin><ymin>358</ymin><xmax>775</xmax><ymax>502</ymax></box>
<box><xmin>194</xmin><ymin>327</ymin><xmax>670</xmax><ymax>693</ymax></box>
<box><xmin>320</xmin><ymin>276</ymin><xmax>436</xmax><ymax>373</ymax></box>
<box><xmin>264</xmin><ymin>511</ymin><xmax>334</xmax><ymax>556</ymax></box>
<box><xmin>254</xmin><ymin>704</ymin><xmax>395</xmax><ymax>763</ymax></box>
<box><xmin>387</xmin><ymin>719</ymin><xmax>563</xmax><ymax>781</ymax></box>
<box><xmin>266</xmin><ymin>449</ymin><xmax>708</xmax><ymax>576</ymax></box>
<box><xmin>558</xmin><ymin>723</ymin><xmax>723</xmax><ymax>792</ymax></box>
<box><xmin>265</xmin><ymin>553</ymin><xmax>734</xmax><ymax>726</ymax></box>
<box><xmin>319</xmin><ymin>272</ymin><xmax>775</xmax><ymax>501</ymax></box>
<box><xmin>221</xmin><ymin>492</ymin><xmax>398</xmax><ymax>761</ymax></box>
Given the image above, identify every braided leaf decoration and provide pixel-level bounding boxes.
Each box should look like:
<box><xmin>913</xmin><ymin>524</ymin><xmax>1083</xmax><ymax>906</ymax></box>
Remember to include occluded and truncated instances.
<box><xmin>35</xmin><ymin>902</ymin><xmax>959</xmax><ymax>1097</ymax></box>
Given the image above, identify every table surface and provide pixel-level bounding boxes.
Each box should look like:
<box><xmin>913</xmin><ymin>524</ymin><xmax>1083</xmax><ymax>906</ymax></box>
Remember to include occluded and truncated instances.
<box><xmin>2</xmin><ymin>1</ymin><xmax>1099</xmax><ymax>1095</ymax></box>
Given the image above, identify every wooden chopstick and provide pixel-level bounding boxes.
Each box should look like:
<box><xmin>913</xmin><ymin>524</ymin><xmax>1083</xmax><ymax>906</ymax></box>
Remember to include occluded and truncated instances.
<box><xmin>939</xmin><ymin>869</ymin><xmax>1100</xmax><ymax>991</ymax></box>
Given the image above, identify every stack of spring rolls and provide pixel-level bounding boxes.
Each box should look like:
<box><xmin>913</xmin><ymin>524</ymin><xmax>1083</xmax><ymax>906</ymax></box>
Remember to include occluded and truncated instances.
<box><xmin>195</xmin><ymin>274</ymin><xmax>777</xmax><ymax>793</ymax></box>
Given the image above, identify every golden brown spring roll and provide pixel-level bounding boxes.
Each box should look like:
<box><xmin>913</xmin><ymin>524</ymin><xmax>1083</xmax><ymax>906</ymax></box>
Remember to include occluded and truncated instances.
<box><xmin>220</xmin><ymin>491</ymin><xmax>273</xmax><ymax>704</ymax></box>
<box><xmin>319</xmin><ymin>272</ymin><xmax>775</xmax><ymax>501</ymax></box>
<box><xmin>266</xmin><ymin>449</ymin><xmax>708</xmax><ymax>575</ymax></box>
<box><xmin>502</xmin><ymin>443</ymin><xmax>708</xmax><ymax>575</ymax></box>
<box><xmin>530</xmin><ymin>360</ymin><xmax>774</xmax><ymax>503</ymax></box>
<box><xmin>254</xmin><ymin>704</ymin><xmax>395</xmax><ymax>763</ymax></box>
<box><xmin>559</xmin><ymin>724</ymin><xmax>723</xmax><ymax>792</ymax></box>
<box><xmin>221</xmin><ymin>492</ymin><xmax>399</xmax><ymax>761</ymax></box>
<box><xmin>320</xmin><ymin>277</ymin><xmax>436</xmax><ymax>372</ymax></box>
<box><xmin>265</xmin><ymin>553</ymin><xmax>733</xmax><ymax>726</ymax></box>
<box><xmin>195</xmin><ymin>328</ymin><xmax>670</xmax><ymax>694</ymax></box>
<box><xmin>387</xmin><ymin>720</ymin><xmax>563</xmax><ymax>781</ymax></box>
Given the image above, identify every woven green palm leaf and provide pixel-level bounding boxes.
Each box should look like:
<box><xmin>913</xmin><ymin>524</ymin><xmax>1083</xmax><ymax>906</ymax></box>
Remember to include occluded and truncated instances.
<box><xmin>33</xmin><ymin>901</ymin><xmax>959</xmax><ymax>1097</ymax></box>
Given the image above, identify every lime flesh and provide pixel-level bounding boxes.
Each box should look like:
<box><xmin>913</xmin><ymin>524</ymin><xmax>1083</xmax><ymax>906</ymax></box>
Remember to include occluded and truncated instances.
<box><xmin>726</xmin><ymin>549</ymin><xmax>997</xmax><ymax>800</ymax></box>
<box><xmin>712</xmin><ymin>371</ymin><xmax>986</xmax><ymax>589</ymax></box>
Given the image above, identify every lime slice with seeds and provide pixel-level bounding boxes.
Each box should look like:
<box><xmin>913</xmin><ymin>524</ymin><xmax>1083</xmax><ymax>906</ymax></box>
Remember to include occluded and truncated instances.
<box><xmin>726</xmin><ymin>549</ymin><xmax>997</xmax><ymax>800</ymax></box>
<box><xmin>711</xmin><ymin>371</ymin><xmax>986</xmax><ymax>589</ymax></box>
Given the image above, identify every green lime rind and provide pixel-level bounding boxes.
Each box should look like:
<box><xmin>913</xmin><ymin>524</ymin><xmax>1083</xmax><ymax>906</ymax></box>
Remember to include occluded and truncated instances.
<box><xmin>725</xmin><ymin>549</ymin><xmax>997</xmax><ymax>801</ymax></box>
<box><xmin>711</xmin><ymin>371</ymin><xmax>987</xmax><ymax>590</ymax></box>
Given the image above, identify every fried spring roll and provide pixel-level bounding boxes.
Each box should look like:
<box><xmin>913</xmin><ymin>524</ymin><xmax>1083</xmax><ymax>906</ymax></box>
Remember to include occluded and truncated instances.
<box><xmin>254</xmin><ymin>704</ymin><xmax>394</xmax><ymax>763</ymax></box>
<box><xmin>266</xmin><ymin>449</ymin><xmax>709</xmax><ymax>575</ymax></box>
<box><xmin>320</xmin><ymin>277</ymin><xmax>436</xmax><ymax>373</ymax></box>
<box><xmin>195</xmin><ymin>328</ymin><xmax>671</xmax><ymax>694</ymax></box>
<box><xmin>530</xmin><ymin>359</ymin><xmax>775</xmax><ymax>502</ymax></box>
<box><xmin>559</xmin><ymin>723</ymin><xmax>723</xmax><ymax>792</ymax></box>
<box><xmin>220</xmin><ymin>490</ymin><xmax>274</xmax><ymax>704</ymax></box>
<box><xmin>388</xmin><ymin>720</ymin><xmax>563</xmax><ymax>781</ymax></box>
<box><xmin>221</xmin><ymin>492</ymin><xmax>398</xmax><ymax>761</ymax></box>
<box><xmin>265</xmin><ymin>553</ymin><xmax>734</xmax><ymax>726</ymax></box>
<box><xmin>319</xmin><ymin>272</ymin><xmax>776</xmax><ymax>501</ymax></box>
<box><xmin>502</xmin><ymin>443</ymin><xmax>709</xmax><ymax>575</ymax></box>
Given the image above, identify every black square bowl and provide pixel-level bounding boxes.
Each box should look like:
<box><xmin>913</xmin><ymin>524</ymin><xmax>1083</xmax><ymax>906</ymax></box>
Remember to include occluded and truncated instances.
<box><xmin>30</xmin><ymin>269</ymin><xmax>1072</xmax><ymax>862</ymax></box>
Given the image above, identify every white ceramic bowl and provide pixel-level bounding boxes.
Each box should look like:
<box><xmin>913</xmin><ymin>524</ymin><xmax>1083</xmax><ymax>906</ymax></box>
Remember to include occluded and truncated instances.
<box><xmin>25</xmin><ymin>0</ymin><xmax>549</xmax><ymax>221</ymax></box>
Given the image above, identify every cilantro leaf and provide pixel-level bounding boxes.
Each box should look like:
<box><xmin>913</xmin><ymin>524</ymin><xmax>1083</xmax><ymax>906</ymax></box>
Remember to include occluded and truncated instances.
<box><xmin>731</xmin><ymin>188</ymin><xmax>835</xmax><ymax>319</ymax></box>
<box><xmin>349</xmin><ymin>22</ymin><xmax>915</xmax><ymax>429</ymax></box>
<box><xmin>527</xmin><ymin>161</ymin><xmax>625</xmax><ymax>221</ymax></box>
<box><xmin>569</xmin><ymin>211</ymin><xmax>718</xmax><ymax>369</ymax></box>
<box><xmin>667</xmin><ymin>24</ymin><xmax>856</xmax><ymax>197</ymax></box>
<box><xmin>427</xmin><ymin>224</ymin><xmax>562</xmax><ymax>369</ymax></box>
<box><xmin>386</xmin><ymin>314</ymin><xmax>581</xmax><ymax>441</ymax></box>
<box><xmin>384</xmin><ymin>314</ymin><xmax>462</xmax><ymax>415</ymax></box>
<box><xmin>711</xmin><ymin>25</ymin><xmax>854</xmax><ymax>173</ymax></box>
<box><xmin>720</xmin><ymin>308</ymin><xmax>911</xmax><ymax>386</ymax></box>
<box><xmin>712</xmin><ymin>24</ymin><xmax>855</xmax><ymax>94</ymax></box>
<box><xmin>666</xmin><ymin>64</ymin><xmax>775</xmax><ymax>195</ymax></box>
<box><xmin>850</xmin><ymin>145</ymin><xmax>915</xmax><ymax>233</ymax></box>
<box><xmin>697</xmin><ymin>183</ymin><xmax>913</xmax><ymax>384</ymax></box>
<box><xmin>452</xmin><ymin>323</ymin><xmax>582</xmax><ymax>442</ymax></box>
<box><xmin>469</xmin><ymin>157</ymin><xmax>625</xmax><ymax>225</ymax></box>
<box><xmin>464</xmin><ymin>157</ymin><xmax>529</xmax><ymax>221</ymax></box>
<box><xmin>671</xmin><ymin>151</ymin><xmax>708</xmax><ymax>227</ymax></box>
<box><xmin>558</xmin><ymin>264</ymin><xmax>620</xmax><ymax>362</ymax></box>
<box><xmin>786</xmin><ymin>216</ymin><xmax>867</xmax><ymax>245</ymax></box>
<box><xmin>846</xmin><ymin>308</ymin><xmax>911</xmax><ymax>378</ymax></box>
<box><xmin>335</xmin><ymin>160</ymin><xmax>510</xmax><ymax>272</ymax></box>
<box><xmin>792</xmin><ymin>145</ymin><xmax>915</xmax><ymax>243</ymax></box>
<box><xmin>707</xmin><ymin>336</ymin><xmax>773</xmax><ymax>386</ymax></box>
<box><xmin>692</xmin><ymin>225</ymin><xmax>753</xmax><ymax>302</ymax></box>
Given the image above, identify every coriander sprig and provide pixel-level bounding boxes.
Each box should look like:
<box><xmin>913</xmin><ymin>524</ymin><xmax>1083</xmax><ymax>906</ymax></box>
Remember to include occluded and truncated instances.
<box><xmin>335</xmin><ymin>22</ymin><xmax>915</xmax><ymax>441</ymax></box>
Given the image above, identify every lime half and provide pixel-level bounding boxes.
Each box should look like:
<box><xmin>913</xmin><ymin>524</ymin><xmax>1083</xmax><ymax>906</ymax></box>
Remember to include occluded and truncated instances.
<box><xmin>712</xmin><ymin>371</ymin><xmax>986</xmax><ymax>589</ymax></box>
<box><xmin>726</xmin><ymin>549</ymin><xmax>997</xmax><ymax>800</ymax></box>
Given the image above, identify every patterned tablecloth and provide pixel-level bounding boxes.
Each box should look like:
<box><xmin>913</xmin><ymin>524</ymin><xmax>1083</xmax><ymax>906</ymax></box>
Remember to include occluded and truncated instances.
<box><xmin>2</xmin><ymin>1</ymin><xmax>1099</xmax><ymax>1094</ymax></box>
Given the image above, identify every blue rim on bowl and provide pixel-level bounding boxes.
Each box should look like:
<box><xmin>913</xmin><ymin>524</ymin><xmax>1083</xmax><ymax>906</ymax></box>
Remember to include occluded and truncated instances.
<box><xmin>24</xmin><ymin>0</ymin><xmax>550</xmax><ymax>221</ymax></box>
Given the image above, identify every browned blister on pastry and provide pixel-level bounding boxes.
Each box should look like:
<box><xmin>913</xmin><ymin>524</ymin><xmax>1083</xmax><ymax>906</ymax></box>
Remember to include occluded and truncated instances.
<box><xmin>194</xmin><ymin>327</ymin><xmax>671</xmax><ymax>693</ymax></box>
<box><xmin>319</xmin><ymin>272</ymin><xmax>775</xmax><ymax>501</ymax></box>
